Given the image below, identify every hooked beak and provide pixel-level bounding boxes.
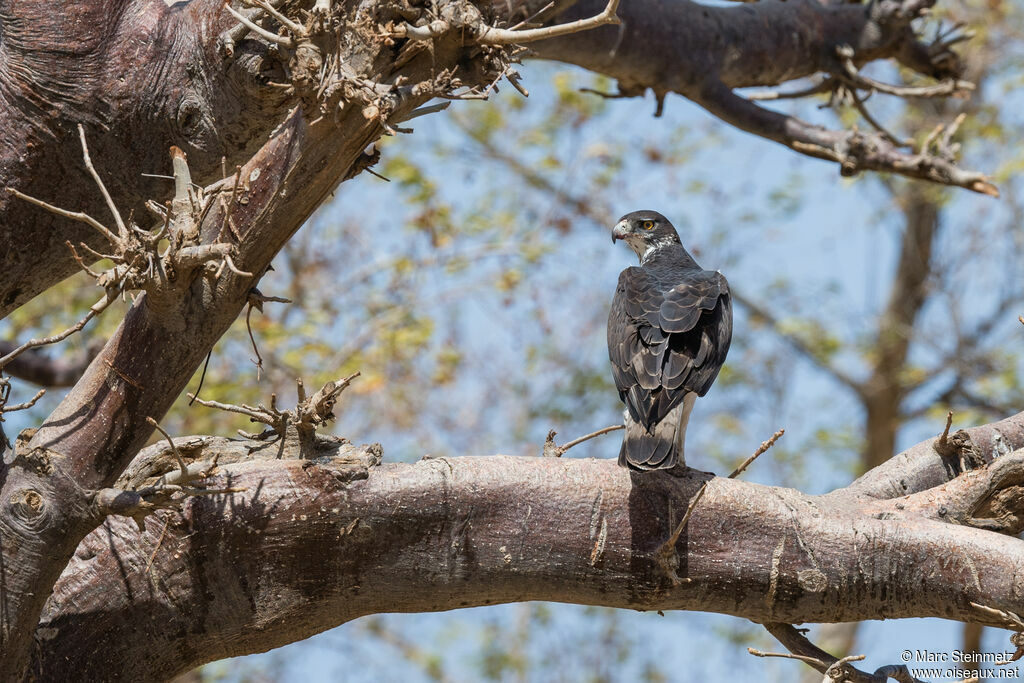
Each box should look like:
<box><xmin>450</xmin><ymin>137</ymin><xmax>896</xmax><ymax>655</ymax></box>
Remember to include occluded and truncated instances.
<box><xmin>611</xmin><ymin>220</ymin><xmax>630</xmax><ymax>244</ymax></box>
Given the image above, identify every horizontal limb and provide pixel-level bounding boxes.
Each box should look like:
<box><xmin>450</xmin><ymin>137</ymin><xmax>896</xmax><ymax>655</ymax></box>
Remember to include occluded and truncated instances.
<box><xmin>34</xmin><ymin>442</ymin><xmax>1024</xmax><ymax>679</ymax></box>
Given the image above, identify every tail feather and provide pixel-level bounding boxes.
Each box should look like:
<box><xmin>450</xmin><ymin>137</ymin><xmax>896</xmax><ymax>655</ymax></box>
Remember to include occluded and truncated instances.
<box><xmin>618</xmin><ymin>393</ymin><xmax>696</xmax><ymax>471</ymax></box>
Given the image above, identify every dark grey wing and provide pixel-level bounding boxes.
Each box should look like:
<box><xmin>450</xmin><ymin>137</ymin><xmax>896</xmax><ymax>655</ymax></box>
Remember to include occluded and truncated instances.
<box><xmin>608</xmin><ymin>267</ymin><xmax>731</xmax><ymax>429</ymax></box>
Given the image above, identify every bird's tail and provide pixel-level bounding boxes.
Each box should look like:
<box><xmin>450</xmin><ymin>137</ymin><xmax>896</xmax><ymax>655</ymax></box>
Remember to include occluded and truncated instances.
<box><xmin>618</xmin><ymin>393</ymin><xmax>695</xmax><ymax>471</ymax></box>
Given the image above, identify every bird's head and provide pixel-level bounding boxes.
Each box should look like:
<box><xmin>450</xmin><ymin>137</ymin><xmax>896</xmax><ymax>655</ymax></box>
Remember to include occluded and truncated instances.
<box><xmin>611</xmin><ymin>210</ymin><xmax>681</xmax><ymax>259</ymax></box>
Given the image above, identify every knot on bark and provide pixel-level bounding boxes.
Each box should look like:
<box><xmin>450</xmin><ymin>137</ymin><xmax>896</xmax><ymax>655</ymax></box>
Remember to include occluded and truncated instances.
<box><xmin>10</xmin><ymin>489</ymin><xmax>44</xmax><ymax>522</ymax></box>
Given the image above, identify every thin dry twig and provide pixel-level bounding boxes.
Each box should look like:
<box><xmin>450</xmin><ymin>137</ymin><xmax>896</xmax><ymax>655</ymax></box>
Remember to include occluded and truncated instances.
<box><xmin>7</xmin><ymin>188</ymin><xmax>119</xmax><ymax>243</ymax></box>
<box><xmin>0</xmin><ymin>388</ymin><xmax>46</xmax><ymax>414</ymax></box>
<box><xmin>659</xmin><ymin>482</ymin><xmax>709</xmax><ymax>554</ymax></box>
<box><xmin>544</xmin><ymin>424</ymin><xmax>624</xmax><ymax>457</ymax></box>
<box><xmin>759</xmin><ymin>622</ymin><xmax>936</xmax><ymax>682</ymax></box>
<box><xmin>189</xmin><ymin>372</ymin><xmax>359</xmax><ymax>442</ymax></box>
<box><xmin>654</xmin><ymin>482</ymin><xmax>709</xmax><ymax>586</ymax></box>
<box><xmin>187</xmin><ymin>394</ymin><xmax>271</xmax><ymax>423</ymax></box>
<box><xmin>77</xmin><ymin>124</ymin><xmax>128</xmax><ymax>239</ymax></box>
<box><xmin>0</xmin><ymin>294</ymin><xmax>114</xmax><ymax>372</ymax></box>
<box><xmin>145</xmin><ymin>417</ymin><xmax>189</xmax><ymax>480</ymax></box>
<box><xmin>508</xmin><ymin>1</ymin><xmax>555</xmax><ymax>30</ymax></box>
<box><xmin>970</xmin><ymin>603</ymin><xmax>1024</xmax><ymax>665</ymax></box>
<box><xmin>394</xmin><ymin>0</ymin><xmax>619</xmax><ymax>45</ymax></box>
<box><xmin>748</xmin><ymin>647</ymin><xmax>834</xmax><ymax>668</ymax></box>
<box><xmin>729</xmin><ymin>428</ymin><xmax>784</xmax><ymax>479</ymax></box>
<box><xmin>844</xmin><ymin>86</ymin><xmax>913</xmax><ymax>147</ymax></box>
<box><xmin>189</xmin><ymin>352</ymin><xmax>213</xmax><ymax>405</ymax></box>
<box><xmin>836</xmin><ymin>45</ymin><xmax>974</xmax><ymax>99</ymax></box>
<box><xmin>476</xmin><ymin>0</ymin><xmax>620</xmax><ymax>45</ymax></box>
<box><xmin>244</xmin><ymin>303</ymin><xmax>264</xmax><ymax>378</ymax></box>
<box><xmin>746</xmin><ymin>79</ymin><xmax>834</xmax><ymax>101</ymax></box>
<box><xmin>223</xmin><ymin>2</ymin><xmax>294</xmax><ymax>46</ymax></box>
<box><xmin>244</xmin><ymin>0</ymin><xmax>304</xmax><ymax>35</ymax></box>
<box><xmin>244</xmin><ymin>288</ymin><xmax>292</xmax><ymax>379</ymax></box>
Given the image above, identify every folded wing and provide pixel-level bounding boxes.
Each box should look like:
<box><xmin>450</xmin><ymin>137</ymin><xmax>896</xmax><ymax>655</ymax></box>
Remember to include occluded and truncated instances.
<box><xmin>608</xmin><ymin>267</ymin><xmax>732</xmax><ymax>430</ymax></box>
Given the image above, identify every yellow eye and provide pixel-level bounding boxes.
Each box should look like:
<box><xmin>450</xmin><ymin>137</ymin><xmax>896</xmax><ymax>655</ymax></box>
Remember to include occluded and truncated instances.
<box><xmin>642</xmin><ymin>220</ymin><xmax>655</xmax><ymax>230</ymax></box>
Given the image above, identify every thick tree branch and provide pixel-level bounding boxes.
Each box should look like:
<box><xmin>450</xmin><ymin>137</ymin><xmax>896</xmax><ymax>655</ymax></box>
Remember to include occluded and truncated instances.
<box><xmin>527</xmin><ymin>0</ymin><xmax>996</xmax><ymax>193</ymax></box>
<box><xmin>32</xmin><ymin>433</ymin><xmax>1024</xmax><ymax>679</ymax></box>
<box><xmin>841</xmin><ymin>410</ymin><xmax>1024</xmax><ymax>500</ymax></box>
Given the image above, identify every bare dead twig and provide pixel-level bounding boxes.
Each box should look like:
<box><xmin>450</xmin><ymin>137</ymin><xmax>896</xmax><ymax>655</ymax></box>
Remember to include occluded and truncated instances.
<box><xmin>664</xmin><ymin>483</ymin><xmax>707</xmax><ymax>550</ymax></box>
<box><xmin>836</xmin><ymin>45</ymin><xmax>974</xmax><ymax>99</ymax></box>
<box><xmin>748</xmin><ymin>646</ymin><xmax>840</xmax><ymax>669</ymax></box>
<box><xmin>476</xmin><ymin>0</ymin><xmax>620</xmax><ymax>45</ymax></box>
<box><xmin>0</xmin><ymin>293</ymin><xmax>115</xmax><ymax>372</ymax></box>
<box><xmin>145</xmin><ymin>417</ymin><xmax>189</xmax><ymax>480</ymax></box>
<box><xmin>245</xmin><ymin>304</ymin><xmax>265</xmax><ymax>381</ymax></box>
<box><xmin>656</xmin><ymin>483</ymin><xmax>709</xmax><ymax>585</ymax></box>
<box><xmin>8</xmin><ymin>133</ymin><xmax>249</xmax><ymax>368</ymax></box>
<box><xmin>694</xmin><ymin>80</ymin><xmax>998</xmax><ymax>196</ymax></box>
<box><xmin>0</xmin><ymin>338</ymin><xmax>100</xmax><ymax>388</ymax></box>
<box><xmin>243</xmin><ymin>0</ymin><xmax>304</xmax><ymax>36</ymax></box>
<box><xmin>757</xmin><ymin>623</ymin><xmax>934</xmax><ymax>682</ymax></box>
<box><xmin>244</xmin><ymin>288</ymin><xmax>292</xmax><ymax>380</ymax></box>
<box><xmin>0</xmin><ymin>384</ymin><xmax>45</xmax><ymax>415</ymax></box>
<box><xmin>392</xmin><ymin>0</ymin><xmax>619</xmax><ymax>46</ymax></box>
<box><xmin>187</xmin><ymin>395</ymin><xmax>274</xmax><ymax>424</ymax></box>
<box><xmin>970</xmin><ymin>603</ymin><xmax>1024</xmax><ymax>665</ymax></box>
<box><xmin>78</xmin><ymin>124</ymin><xmax>128</xmax><ymax>239</ymax></box>
<box><xmin>223</xmin><ymin>2</ymin><xmax>295</xmax><ymax>47</ymax></box>
<box><xmin>728</xmin><ymin>428</ymin><xmax>784</xmax><ymax>479</ymax></box>
<box><xmin>844</xmin><ymin>85</ymin><xmax>913</xmax><ymax>148</ymax></box>
<box><xmin>7</xmin><ymin>189</ymin><xmax>119</xmax><ymax>243</ymax></box>
<box><xmin>189</xmin><ymin>372</ymin><xmax>359</xmax><ymax>444</ymax></box>
<box><xmin>746</xmin><ymin>79</ymin><xmax>834</xmax><ymax>101</ymax></box>
<box><xmin>543</xmin><ymin>424</ymin><xmax>624</xmax><ymax>457</ymax></box>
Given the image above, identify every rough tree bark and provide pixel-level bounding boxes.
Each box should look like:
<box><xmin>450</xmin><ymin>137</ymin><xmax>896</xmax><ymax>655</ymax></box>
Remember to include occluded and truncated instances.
<box><xmin>29</xmin><ymin>411</ymin><xmax>1024</xmax><ymax>679</ymax></box>
<box><xmin>0</xmin><ymin>0</ymin><xmax>1015</xmax><ymax>680</ymax></box>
